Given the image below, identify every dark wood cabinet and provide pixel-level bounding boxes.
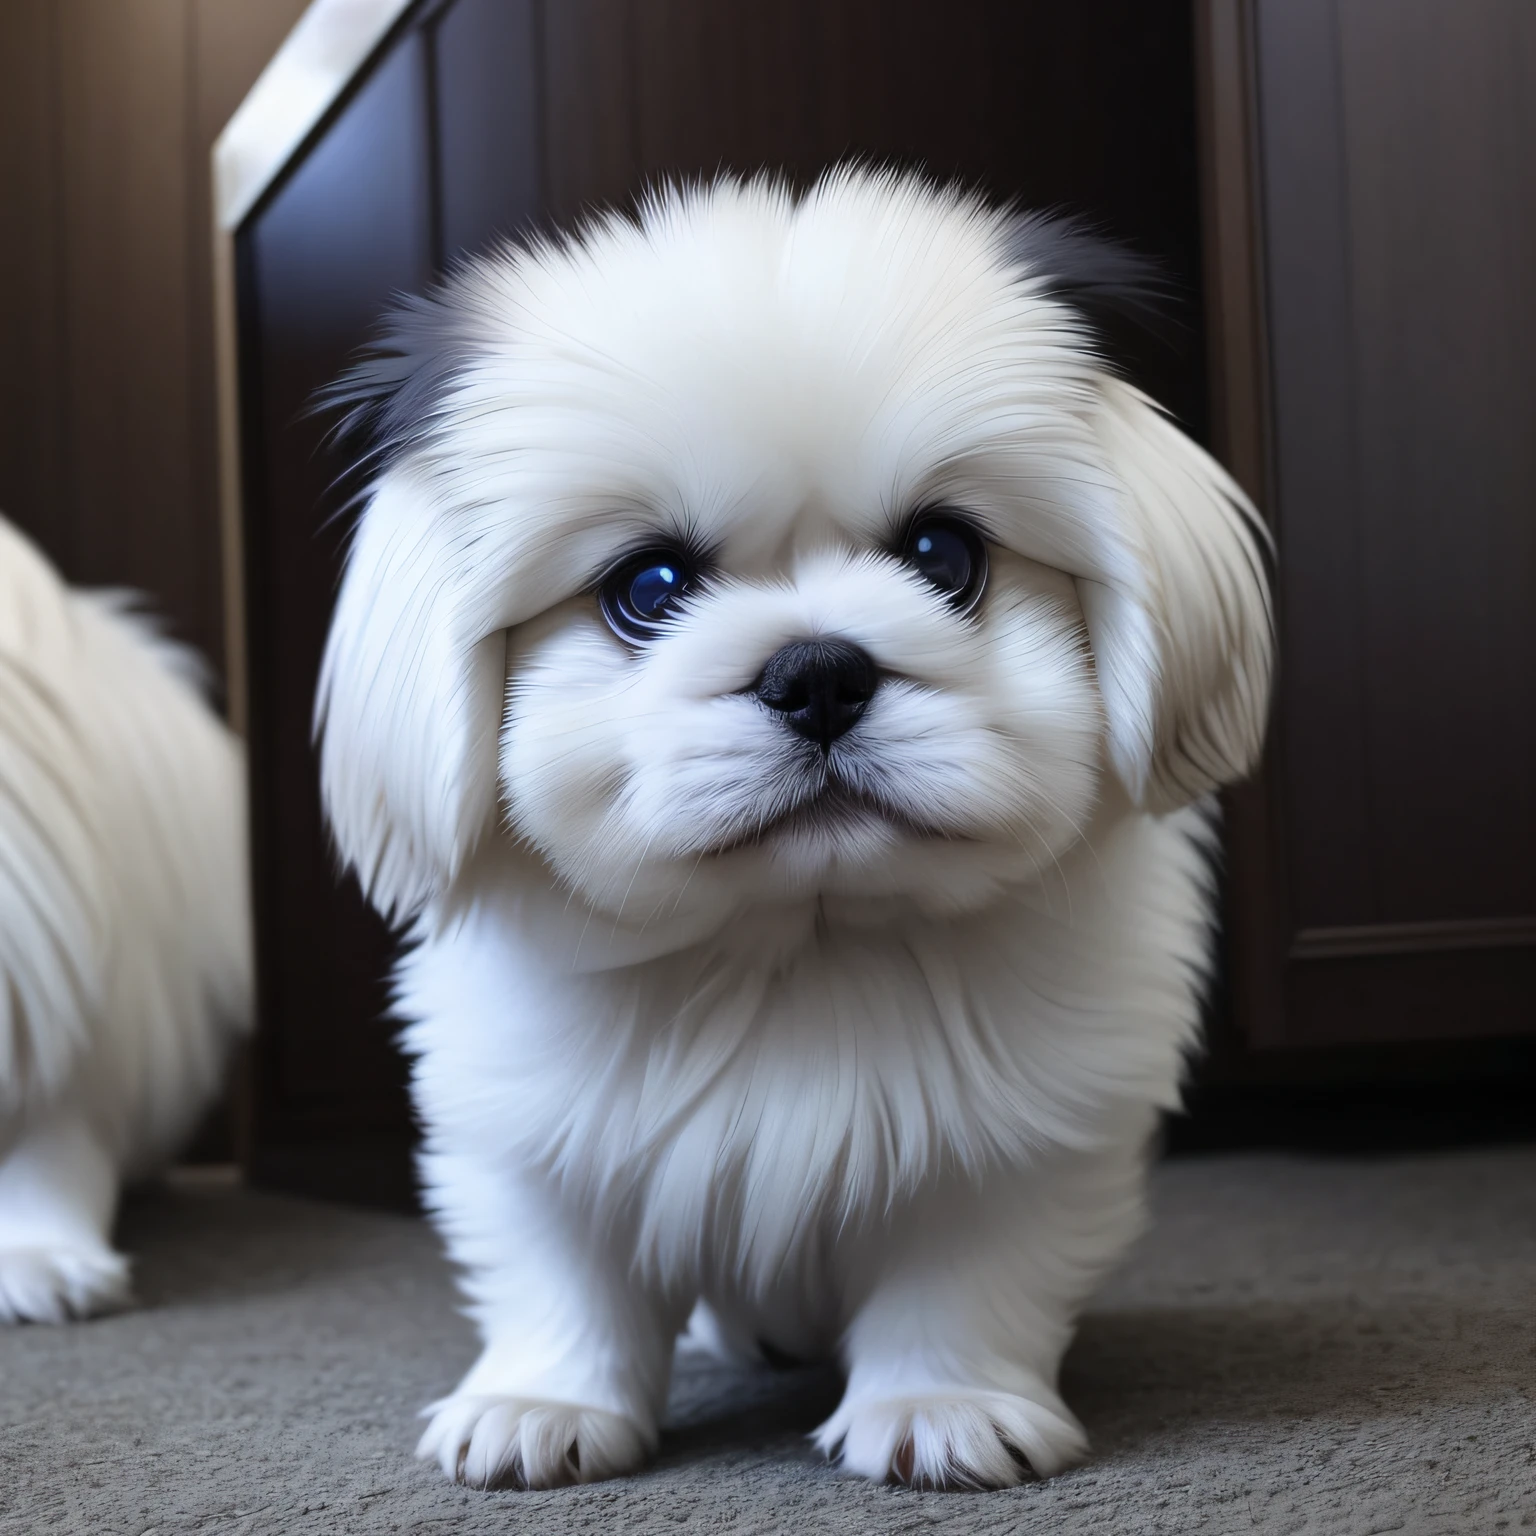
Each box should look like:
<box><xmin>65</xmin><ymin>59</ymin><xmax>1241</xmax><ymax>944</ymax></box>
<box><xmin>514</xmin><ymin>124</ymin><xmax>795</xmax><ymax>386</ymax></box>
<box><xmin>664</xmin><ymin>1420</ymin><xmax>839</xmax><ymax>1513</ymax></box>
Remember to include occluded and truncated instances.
<box><xmin>236</xmin><ymin>22</ymin><xmax>439</xmax><ymax>1202</ymax></box>
<box><xmin>1201</xmin><ymin>0</ymin><xmax>1536</xmax><ymax>1087</ymax></box>
<box><xmin>226</xmin><ymin>0</ymin><xmax>1534</xmax><ymax>1206</ymax></box>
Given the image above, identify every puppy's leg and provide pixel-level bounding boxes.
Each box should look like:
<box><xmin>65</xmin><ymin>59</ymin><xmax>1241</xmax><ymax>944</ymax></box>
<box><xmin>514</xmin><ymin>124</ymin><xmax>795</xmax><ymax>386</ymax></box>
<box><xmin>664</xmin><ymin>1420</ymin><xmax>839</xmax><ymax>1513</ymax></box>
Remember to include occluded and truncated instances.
<box><xmin>417</xmin><ymin>1148</ymin><xmax>683</xmax><ymax>1489</ymax></box>
<box><xmin>818</xmin><ymin>1133</ymin><xmax>1149</xmax><ymax>1487</ymax></box>
<box><xmin>0</xmin><ymin>1108</ymin><xmax>128</xmax><ymax>1323</ymax></box>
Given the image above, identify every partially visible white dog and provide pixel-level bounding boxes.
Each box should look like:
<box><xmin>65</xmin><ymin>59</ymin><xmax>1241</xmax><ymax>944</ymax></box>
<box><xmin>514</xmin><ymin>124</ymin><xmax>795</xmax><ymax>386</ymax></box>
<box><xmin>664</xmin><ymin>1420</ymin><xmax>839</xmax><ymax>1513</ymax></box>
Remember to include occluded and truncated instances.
<box><xmin>0</xmin><ymin>516</ymin><xmax>250</xmax><ymax>1323</ymax></box>
<box><xmin>319</xmin><ymin>169</ymin><xmax>1272</xmax><ymax>1490</ymax></box>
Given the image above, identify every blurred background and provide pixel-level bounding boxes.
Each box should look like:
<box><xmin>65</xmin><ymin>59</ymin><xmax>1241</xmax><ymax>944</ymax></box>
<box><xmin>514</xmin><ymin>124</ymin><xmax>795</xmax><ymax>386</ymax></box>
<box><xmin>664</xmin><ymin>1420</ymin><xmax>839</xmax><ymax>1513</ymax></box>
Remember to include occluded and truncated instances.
<box><xmin>0</xmin><ymin>1</ymin><xmax>309</xmax><ymax>676</ymax></box>
<box><xmin>1</xmin><ymin>0</ymin><xmax>1531</xmax><ymax>1210</ymax></box>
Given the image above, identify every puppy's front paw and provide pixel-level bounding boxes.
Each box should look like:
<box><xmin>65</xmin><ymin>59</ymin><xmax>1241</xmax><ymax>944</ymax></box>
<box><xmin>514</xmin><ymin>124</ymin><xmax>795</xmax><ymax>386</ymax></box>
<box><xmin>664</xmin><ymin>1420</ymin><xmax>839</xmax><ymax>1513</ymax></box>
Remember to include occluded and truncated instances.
<box><xmin>816</xmin><ymin>1387</ymin><xmax>1087</xmax><ymax>1488</ymax></box>
<box><xmin>0</xmin><ymin>1244</ymin><xmax>131</xmax><ymax>1324</ymax></box>
<box><xmin>417</xmin><ymin>1394</ymin><xmax>651</xmax><ymax>1489</ymax></box>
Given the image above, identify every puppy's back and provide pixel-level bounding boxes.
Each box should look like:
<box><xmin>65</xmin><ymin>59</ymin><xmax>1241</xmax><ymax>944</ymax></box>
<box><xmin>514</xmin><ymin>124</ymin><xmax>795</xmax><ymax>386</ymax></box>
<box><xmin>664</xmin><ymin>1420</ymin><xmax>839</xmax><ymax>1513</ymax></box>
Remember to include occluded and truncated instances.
<box><xmin>0</xmin><ymin>515</ymin><xmax>250</xmax><ymax>1175</ymax></box>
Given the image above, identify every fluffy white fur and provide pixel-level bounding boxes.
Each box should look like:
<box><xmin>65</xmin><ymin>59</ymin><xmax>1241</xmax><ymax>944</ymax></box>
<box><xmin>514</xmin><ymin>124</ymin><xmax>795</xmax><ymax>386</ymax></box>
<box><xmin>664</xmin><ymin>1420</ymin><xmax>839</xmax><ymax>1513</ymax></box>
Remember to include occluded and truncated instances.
<box><xmin>0</xmin><ymin>516</ymin><xmax>251</xmax><ymax>1323</ymax></box>
<box><xmin>317</xmin><ymin>171</ymin><xmax>1272</xmax><ymax>1489</ymax></box>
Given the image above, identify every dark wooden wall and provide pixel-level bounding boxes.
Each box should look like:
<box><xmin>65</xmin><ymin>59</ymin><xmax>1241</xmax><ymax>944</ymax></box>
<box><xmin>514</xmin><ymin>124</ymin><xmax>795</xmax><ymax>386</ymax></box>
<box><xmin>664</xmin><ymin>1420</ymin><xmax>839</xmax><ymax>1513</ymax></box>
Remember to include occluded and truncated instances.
<box><xmin>1246</xmin><ymin>0</ymin><xmax>1536</xmax><ymax>1044</ymax></box>
<box><xmin>1181</xmin><ymin>0</ymin><xmax>1536</xmax><ymax>1149</ymax></box>
<box><xmin>0</xmin><ymin>0</ymin><xmax>309</xmax><ymax>672</ymax></box>
<box><xmin>235</xmin><ymin>0</ymin><xmax>1209</xmax><ymax>1208</ymax></box>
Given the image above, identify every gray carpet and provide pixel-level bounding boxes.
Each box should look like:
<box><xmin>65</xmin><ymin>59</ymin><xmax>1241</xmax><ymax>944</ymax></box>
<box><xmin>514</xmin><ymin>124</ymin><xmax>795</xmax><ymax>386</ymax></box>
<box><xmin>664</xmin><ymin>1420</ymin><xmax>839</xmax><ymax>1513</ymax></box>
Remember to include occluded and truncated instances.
<box><xmin>3</xmin><ymin>1149</ymin><xmax>1534</xmax><ymax>1536</ymax></box>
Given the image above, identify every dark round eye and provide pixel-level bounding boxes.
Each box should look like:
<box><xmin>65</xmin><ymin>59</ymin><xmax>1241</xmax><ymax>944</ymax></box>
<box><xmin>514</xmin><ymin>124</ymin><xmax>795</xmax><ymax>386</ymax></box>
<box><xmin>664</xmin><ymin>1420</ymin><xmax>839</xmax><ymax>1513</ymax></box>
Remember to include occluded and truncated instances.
<box><xmin>902</xmin><ymin>512</ymin><xmax>987</xmax><ymax>611</ymax></box>
<box><xmin>599</xmin><ymin>547</ymin><xmax>698</xmax><ymax>642</ymax></box>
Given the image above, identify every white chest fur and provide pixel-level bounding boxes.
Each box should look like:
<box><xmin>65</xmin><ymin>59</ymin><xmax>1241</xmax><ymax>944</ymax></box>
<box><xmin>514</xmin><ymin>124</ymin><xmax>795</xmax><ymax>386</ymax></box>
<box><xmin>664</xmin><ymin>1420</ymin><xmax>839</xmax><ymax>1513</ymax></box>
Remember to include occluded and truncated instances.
<box><xmin>399</xmin><ymin>802</ymin><xmax>1214</xmax><ymax>1297</ymax></box>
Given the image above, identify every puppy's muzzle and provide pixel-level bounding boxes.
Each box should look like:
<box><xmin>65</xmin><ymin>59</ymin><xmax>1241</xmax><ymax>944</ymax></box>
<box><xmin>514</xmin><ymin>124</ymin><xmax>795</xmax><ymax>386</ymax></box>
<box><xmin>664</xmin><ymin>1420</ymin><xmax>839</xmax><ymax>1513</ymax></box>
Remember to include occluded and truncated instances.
<box><xmin>752</xmin><ymin>639</ymin><xmax>878</xmax><ymax>751</ymax></box>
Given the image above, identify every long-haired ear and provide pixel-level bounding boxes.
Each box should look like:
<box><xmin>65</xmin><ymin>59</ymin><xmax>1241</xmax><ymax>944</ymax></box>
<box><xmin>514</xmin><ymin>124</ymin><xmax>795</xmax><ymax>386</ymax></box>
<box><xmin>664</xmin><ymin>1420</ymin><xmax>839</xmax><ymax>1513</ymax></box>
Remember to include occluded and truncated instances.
<box><xmin>1081</xmin><ymin>377</ymin><xmax>1273</xmax><ymax>810</ymax></box>
<box><xmin>1003</xmin><ymin>214</ymin><xmax>1273</xmax><ymax>808</ymax></box>
<box><xmin>316</xmin><ymin>469</ymin><xmax>506</xmax><ymax>923</ymax></box>
<box><xmin>314</xmin><ymin>284</ymin><xmax>505</xmax><ymax>923</ymax></box>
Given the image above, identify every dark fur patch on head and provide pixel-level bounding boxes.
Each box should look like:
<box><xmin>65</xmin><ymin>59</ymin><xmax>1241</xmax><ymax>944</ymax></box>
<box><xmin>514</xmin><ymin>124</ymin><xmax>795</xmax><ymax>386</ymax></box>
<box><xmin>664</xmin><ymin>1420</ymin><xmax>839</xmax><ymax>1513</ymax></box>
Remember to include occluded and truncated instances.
<box><xmin>317</xmin><ymin>273</ymin><xmax>490</xmax><ymax>469</ymax></box>
<box><xmin>322</xmin><ymin>205</ymin><xmax>1173</xmax><ymax>478</ymax></box>
<box><xmin>1002</xmin><ymin>212</ymin><xmax>1176</xmax><ymax>357</ymax></box>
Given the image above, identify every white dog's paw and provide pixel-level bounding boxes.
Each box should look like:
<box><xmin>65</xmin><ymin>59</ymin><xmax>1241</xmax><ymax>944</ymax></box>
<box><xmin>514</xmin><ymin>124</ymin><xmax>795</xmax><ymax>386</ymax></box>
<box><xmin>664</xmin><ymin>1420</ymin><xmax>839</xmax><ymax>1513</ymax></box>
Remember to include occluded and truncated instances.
<box><xmin>816</xmin><ymin>1387</ymin><xmax>1088</xmax><ymax>1488</ymax></box>
<box><xmin>0</xmin><ymin>1243</ymin><xmax>131</xmax><ymax>1324</ymax></box>
<box><xmin>417</xmin><ymin>1393</ymin><xmax>652</xmax><ymax>1489</ymax></box>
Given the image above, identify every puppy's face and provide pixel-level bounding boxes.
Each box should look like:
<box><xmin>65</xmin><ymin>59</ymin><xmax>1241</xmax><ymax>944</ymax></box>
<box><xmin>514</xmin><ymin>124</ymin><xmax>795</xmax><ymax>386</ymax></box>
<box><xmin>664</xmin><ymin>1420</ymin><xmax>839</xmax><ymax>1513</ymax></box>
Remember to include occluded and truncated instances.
<box><xmin>507</xmin><ymin>537</ymin><xmax>1100</xmax><ymax>918</ymax></box>
<box><xmin>319</xmin><ymin>174</ymin><xmax>1272</xmax><ymax>928</ymax></box>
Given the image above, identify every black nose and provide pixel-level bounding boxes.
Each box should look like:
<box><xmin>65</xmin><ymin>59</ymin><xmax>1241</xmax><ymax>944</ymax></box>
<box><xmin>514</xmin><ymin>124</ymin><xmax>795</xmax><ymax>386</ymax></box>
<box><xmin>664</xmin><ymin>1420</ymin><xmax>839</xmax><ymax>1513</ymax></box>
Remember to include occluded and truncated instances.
<box><xmin>753</xmin><ymin>639</ymin><xmax>878</xmax><ymax>749</ymax></box>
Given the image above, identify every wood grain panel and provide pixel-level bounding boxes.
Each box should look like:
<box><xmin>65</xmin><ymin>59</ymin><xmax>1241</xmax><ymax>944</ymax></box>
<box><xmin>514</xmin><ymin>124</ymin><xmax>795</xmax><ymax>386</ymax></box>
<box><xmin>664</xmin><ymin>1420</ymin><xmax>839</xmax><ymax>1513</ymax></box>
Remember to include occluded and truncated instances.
<box><xmin>539</xmin><ymin>0</ymin><xmax>636</xmax><ymax>222</ymax></box>
<box><xmin>1193</xmin><ymin>0</ymin><xmax>1288</xmax><ymax>1058</ymax></box>
<box><xmin>0</xmin><ymin>0</ymin><xmax>310</xmax><ymax>677</ymax></box>
<box><xmin>1194</xmin><ymin>0</ymin><xmax>1270</xmax><ymax>508</ymax></box>
<box><xmin>1334</xmin><ymin>0</ymin><xmax>1536</xmax><ymax>925</ymax></box>
<box><xmin>1285</xmin><ymin>947</ymin><xmax>1536</xmax><ymax>1047</ymax></box>
<box><xmin>1254</xmin><ymin>0</ymin><xmax>1376</xmax><ymax>932</ymax></box>
<box><xmin>0</xmin><ymin>0</ymin><xmax>69</xmax><ymax>564</ymax></box>
<box><xmin>53</xmin><ymin>1</ymin><xmax>206</xmax><ymax>650</ymax></box>
<box><xmin>1214</xmin><ymin>0</ymin><xmax>1536</xmax><ymax>1048</ymax></box>
<box><xmin>626</xmin><ymin>0</ymin><xmax>829</xmax><ymax>175</ymax></box>
<box><xmin>1257</xmin><ymin>0</ymin><xmax>1536</xmax><ymax>942</ymax></box>
<box><xmin>431</xmin><ymin>0</ymin><xmax>543</xmax><ymax>259</ymax></box>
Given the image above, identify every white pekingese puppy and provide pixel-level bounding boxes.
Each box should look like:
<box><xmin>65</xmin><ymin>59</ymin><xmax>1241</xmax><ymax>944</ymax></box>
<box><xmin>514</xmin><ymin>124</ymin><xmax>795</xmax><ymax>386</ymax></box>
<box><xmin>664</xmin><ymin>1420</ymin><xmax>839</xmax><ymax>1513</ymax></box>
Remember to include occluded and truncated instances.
<box><xmin>318</xmin><ymin>170</ymin><xmax>1271</xmax><ymax>1490</ymax></box>
<box><xmin>0</xmin><ymin>516</ymin><xmax>250</xmax><ymax>1323</ymax></box>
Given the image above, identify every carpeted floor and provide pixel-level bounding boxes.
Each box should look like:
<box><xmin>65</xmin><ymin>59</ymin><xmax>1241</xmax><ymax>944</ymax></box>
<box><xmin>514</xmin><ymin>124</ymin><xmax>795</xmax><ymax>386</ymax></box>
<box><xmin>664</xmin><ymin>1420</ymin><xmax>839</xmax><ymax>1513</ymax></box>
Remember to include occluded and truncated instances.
<box><xmin>3</xmin><ymin>1148</ymin><xmax>1533</xmax><ymax>1536</ymax></box>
